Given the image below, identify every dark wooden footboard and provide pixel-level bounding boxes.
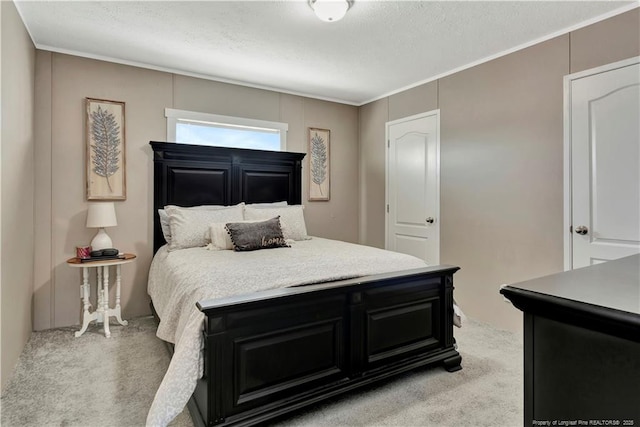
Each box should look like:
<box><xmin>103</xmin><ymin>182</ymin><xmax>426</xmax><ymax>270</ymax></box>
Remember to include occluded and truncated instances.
<box><xmin>191</xmin><ymin>265</ymin><xmax>461</xmax><ymax>426</ymax></box>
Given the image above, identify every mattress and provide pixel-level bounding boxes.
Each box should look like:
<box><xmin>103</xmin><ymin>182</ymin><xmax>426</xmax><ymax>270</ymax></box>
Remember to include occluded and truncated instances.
<box><xmin>146</xmin><ymin>237</ymin><xmax>433</xmax><ymax>426</ymax></box>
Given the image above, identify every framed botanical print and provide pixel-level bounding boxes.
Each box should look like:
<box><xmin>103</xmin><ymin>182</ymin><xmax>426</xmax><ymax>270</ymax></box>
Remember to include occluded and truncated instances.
<box><xmin>308</xmin><ymin>128</ymin><xmax>330</xmax><ymax>201</ymax></box>
<box><xmin>86</xmin><ymin>98</ymin><xmax>126</xmax><ymax>200</ymax></box>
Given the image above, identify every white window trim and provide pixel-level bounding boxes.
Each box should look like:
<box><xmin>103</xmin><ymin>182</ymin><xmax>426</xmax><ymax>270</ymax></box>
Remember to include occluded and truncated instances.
<box><xmin>165</xmin><ymin>108</ymin><xmax>288</xmax><ymax>150</ymax></box>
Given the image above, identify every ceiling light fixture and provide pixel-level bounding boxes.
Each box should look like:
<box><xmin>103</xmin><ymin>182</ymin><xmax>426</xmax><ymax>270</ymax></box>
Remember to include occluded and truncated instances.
<box><xmin>309</xmin><ymin>0</ymin><xmax>352</xmax><ymax>23</ymax></box>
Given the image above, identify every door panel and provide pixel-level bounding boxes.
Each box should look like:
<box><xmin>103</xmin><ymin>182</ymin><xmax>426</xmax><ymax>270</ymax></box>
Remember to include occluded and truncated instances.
<box><xmin>570</xmin><ymin>61</ymin><xmax>640</xmax><ymax>268</ymax></box>
<box><xmin>396</xmin><ymin>133</ymin><xmax>428</xmax><ymax>227</ymax></box>
<box><xmin>386</xmin><ymin>112</ymin><xmax>440</xmax><ymax>264</ymax></box>
<box><xmin>590</xmin><ymin>86</ymin><xmax>640</xmax><ymax>243</ymax></box>
<box><xmin>396</xmin><ymin>235</ymin><xmax>428</xmax><ymax>261</ymax></box>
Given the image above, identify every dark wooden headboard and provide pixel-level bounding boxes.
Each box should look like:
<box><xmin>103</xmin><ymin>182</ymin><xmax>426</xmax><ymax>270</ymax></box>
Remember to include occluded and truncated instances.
<box><xmin>150</xmin><ymin>141</ymin><xmax>306</xmax><ymax>253</ymax></box>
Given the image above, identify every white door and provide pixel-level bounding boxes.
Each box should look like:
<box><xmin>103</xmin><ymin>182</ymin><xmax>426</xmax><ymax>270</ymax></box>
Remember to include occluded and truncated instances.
<box><xmin>565</xmin><ymin>58</ymin><xmax>640</xmax><ymax>269</ymax></box>
<box><xmin>386</xmin><ymin>111</ymin><xmax>440</xmax><ymax>264</ymax></box>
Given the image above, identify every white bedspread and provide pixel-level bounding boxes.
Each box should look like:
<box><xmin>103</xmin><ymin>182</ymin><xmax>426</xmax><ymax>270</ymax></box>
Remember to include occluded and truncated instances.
<box><xmin>146</xmin><ymin>238</ymin><xmax>430</xmax><ymax>426</ymax></box>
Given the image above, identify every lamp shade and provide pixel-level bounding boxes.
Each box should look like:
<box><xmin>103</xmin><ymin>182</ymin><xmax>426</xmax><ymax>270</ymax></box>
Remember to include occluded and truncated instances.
<box><xmin>86</xmin><ymin>202</ymin><xmax>117</xmax><ymax>228</ymax></box>
<box><xmin>310</xmin><ymin>0</ymin><xmax>350</xmax><ymax>22</ymax></box>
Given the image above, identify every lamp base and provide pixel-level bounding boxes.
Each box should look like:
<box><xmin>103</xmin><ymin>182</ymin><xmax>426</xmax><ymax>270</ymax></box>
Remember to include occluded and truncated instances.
<box><xmin>90</xmin><ymin>228</ymin><xmax>113</xmax><ymax>250</ymax></box>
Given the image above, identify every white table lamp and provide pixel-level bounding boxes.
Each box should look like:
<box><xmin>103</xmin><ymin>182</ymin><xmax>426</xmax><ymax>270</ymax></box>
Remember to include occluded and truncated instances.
<box><xmin>86</xmin><ymin>202</ymin><xmax>117</xmax><ymax>250</ymax></box>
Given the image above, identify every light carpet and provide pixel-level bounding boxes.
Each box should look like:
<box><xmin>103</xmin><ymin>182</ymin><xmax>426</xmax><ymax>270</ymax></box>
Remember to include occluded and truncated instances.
<box><xmin>1</xmin><ymin>316</ymin><xmax>523</xmax><ymax>427</ymax></box>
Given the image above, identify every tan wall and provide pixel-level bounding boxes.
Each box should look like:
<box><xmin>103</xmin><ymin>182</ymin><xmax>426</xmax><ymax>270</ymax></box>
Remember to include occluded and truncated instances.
<box><xmin>388</xmin><ymin>81</ymin><xmax>438</xmax><ymax>122</ymax></box>
<box><xmin>300</xmin><ymin>98</ymin><xmax>359</xmax><ymax>241</ymax></box>
<box><xmin>358</xmin><ymin>98</ymin><xmax>388</xmax><ymax>248</ymax></box>
<box><xmin>570</xmin><ymin>8</ymin><xmax>640</xmax><ymax>74</ymax></box>
<box><xmin>21</xmin><ymin>6</ymin><xmax>640</xmax><ymax>336</ymax></box>
<box><xmin>358</xmin><ymin>9</ymin><xmax>640</xmax><ymax>331</ymax></box>
<box><xmin>439</xmin><ymin>37</ymin><xmax>569</xmax><ymax>331</ymax></box>
<box><xmin>36</xmin><ymin>53</ymin><xmax>173</xmax><ymax>329</ymax></box>
<box><xmin>1</xmin><ymin>0</ymin><xmax>36</xmax><ymax>391</ymax></box>
<box><xmin>33</xmin><ymin>55</ymin><xmax>359</xmax><ymax>330</ymax></box>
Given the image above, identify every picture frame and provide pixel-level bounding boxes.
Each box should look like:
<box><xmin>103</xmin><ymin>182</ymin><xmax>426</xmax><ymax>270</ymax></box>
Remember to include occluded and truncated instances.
<box><xmin>86</xmin><ymin>98</ymin><xmax>126</xmax><ymax>200</ymax></box>
<box><xmin>308</xmin><ymin>128</ymin><xmax>330</xmax><ymax>201</ymax></box>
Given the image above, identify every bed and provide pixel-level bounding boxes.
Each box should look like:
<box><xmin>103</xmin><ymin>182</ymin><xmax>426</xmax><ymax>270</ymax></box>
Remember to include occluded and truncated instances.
<box><xmin>147</xmin><ymin>141</ymin><xmax>462</xmax><ymax>427</ymax></box>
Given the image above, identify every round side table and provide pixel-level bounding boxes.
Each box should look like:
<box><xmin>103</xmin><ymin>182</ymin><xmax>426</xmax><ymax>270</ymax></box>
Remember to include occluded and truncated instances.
<box><xmin>66</xmin><ymin>253</ymin><xmax>136</xmax><ymax>338</ymax></box>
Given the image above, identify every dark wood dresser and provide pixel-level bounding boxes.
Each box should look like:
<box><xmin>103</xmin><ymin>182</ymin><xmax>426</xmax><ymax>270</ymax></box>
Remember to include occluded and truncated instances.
<box><xmin>501</xmin><ymin>255</ymin><xmax>639</xmax><ymax>426</ymax></box>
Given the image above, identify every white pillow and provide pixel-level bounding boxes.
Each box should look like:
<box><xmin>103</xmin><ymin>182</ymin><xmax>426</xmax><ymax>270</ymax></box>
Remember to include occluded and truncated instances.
<box><xmin>208</xmin><ymin>219</ymin><xmax>261</xmax><ymax>250</ymax></box>
<box><xmin>159</xmin><ymin>204</ymin><xmax>232</xmax><ymax>243</ymax></box>
<box><xmin>158</xmin><ymin>209</ymin><xmax>172</xmax><ymax>242</ymax></box>
<box><xmin>166</xmin><ymin>204</ymin><xmax>244</xmax><ymax>251</ymax></box>
<box><xmin>185</xmin><ymin>202</ymin><xmax>287</xmax><ymax>247</ymax></box>
<box><xmin>245</xmin><ymin>201</ymin><xmax>288</xmax><ymax>208</ymax></box>
<box><xmin>244</xmin><ymin>205</ymin><xmax>310</xmax><ymax>241</ymax></box>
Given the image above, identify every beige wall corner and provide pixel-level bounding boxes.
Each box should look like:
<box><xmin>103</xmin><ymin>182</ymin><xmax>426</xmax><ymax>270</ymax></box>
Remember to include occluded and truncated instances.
<box><xmin>570</xmin><ymin>8</ymin><xmax>640</xmax><ymax>74</ymax></box>
<box><xmin>1</xmin><ymin>0</ymin><xmax>36</xmax><ymax>391</ymax></box>
<box><xmin>388</xmin><ymin>81</ymin><xmax>438</xmax><ymax>122</ymax></box>
<box><xmin>302</xmin><ymin>98</ymin><xmax>359</xmax><ymax>243</ymax></box>
<box><xmin>358</xmin><ymin>98</ymin><xmax>388</xmax><ymax>249</ymax></box>
<box><xmin>33</xmin><ymin>50</ymin><xmax>53</xmax><ymax>331</ymax></box>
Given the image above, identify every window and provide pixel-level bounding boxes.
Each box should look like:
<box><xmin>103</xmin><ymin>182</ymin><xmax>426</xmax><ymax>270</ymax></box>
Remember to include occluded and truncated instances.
<box><xmin>165</xmin><ymin>108</ymin><xmax>288</xmax><ymax>151</ymax></box>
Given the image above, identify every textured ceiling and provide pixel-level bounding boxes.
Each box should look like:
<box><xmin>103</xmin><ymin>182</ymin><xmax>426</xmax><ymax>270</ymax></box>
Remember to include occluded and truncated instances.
<box><xmin>15</xmin><ymin>1</ymin><xmax>637</xmax><ymax>105</ymax></box>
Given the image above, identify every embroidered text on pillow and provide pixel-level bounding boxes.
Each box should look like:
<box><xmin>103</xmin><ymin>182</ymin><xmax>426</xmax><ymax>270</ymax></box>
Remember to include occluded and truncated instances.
<box><xmin>262</xmin><ymin>236</ymin><xmax>287</xmax><ymax>247</ymax></box>
<box><xmin>225</xmin><ymin>217</ymin><xmax>290</xmax><ymax>252</ymax></box>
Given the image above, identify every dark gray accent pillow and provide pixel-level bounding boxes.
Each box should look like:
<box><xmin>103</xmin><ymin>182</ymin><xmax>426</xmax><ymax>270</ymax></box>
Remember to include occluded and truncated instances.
<box><xmin>225</xmin><ymin>217</ymin><xmax>289</xmax><ymax>252</ymax></box>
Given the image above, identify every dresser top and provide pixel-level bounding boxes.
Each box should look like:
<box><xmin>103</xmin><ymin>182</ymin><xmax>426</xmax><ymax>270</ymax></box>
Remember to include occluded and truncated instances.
<box><xmin>507</xmin><ymin>254</ymin><xmax>639</xmax><ymax>316</ymax></box>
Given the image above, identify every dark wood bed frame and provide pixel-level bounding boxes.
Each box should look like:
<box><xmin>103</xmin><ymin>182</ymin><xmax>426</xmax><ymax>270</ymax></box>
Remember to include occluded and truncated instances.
<box><xmin>150</xmin><ymin>141</ymin><xmax>462</xmax><ymax>426</ymax></box>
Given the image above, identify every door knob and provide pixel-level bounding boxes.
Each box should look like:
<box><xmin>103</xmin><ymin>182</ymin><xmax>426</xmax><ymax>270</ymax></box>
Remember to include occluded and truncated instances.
<box><xmin>575</xmin><ymin>225</ymin><xmax>588</xmax><ymax>235</ymax></box>
<box><xmin>426</xmin><ymin>217</ymin><xmax>435</xmax><ymax>224</ymax></box>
